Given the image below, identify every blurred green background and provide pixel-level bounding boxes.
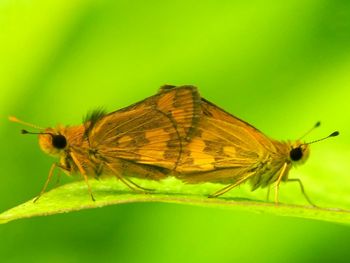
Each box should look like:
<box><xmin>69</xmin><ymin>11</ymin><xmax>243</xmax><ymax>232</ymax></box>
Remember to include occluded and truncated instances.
<box><xmin>1</xmin><ymin>0</ymin><xmax>350</xmax><ymax>262</ymax></box>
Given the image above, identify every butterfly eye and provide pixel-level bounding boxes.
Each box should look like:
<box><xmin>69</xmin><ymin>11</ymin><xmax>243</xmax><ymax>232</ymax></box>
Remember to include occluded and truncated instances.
<box><xmin>290</xmin><ymin>147</ymin><xmax>303</xmax><ymax>161</ymax></box>
<box><xmin>52</xmin><ymin>134</ymin><xmax>67</xmax><ymax>149</ymax></box>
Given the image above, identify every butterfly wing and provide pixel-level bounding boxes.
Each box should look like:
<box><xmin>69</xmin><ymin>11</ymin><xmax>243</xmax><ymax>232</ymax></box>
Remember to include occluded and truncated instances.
<box><xmin>87</xmin><ymin>86</ymin><xmax>202</xmax><ymax>170</ymax></box>
<box><xmin>201</xmin><ymin>98</ymin><xmax>278</xmax><ymax>151</ymax></box>
<box><xmin>176</xmin><ymin>99</ymin><xmax>288</xmax><ymax>185</ymax></box>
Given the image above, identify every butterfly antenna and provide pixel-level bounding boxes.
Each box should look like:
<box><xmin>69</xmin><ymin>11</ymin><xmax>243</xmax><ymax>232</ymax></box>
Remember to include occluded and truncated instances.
<box><xmin>21</xmin><ymin>130</ymin><xmax>54</xmax><ymax>138</ymax></box>
<box><xmin>298</xmin><ymin>121</ymin><xmax>321</xmax><ymax>140</ymax></box>
<box><xmin>304</xmin><ymin>131</ymin><xmax>339</xmax><ymax>145</ymax></box>
<box><xmin>9</xmin><ymin>116</ymin><xmax>44</xmax><ymax>130</ymax></box>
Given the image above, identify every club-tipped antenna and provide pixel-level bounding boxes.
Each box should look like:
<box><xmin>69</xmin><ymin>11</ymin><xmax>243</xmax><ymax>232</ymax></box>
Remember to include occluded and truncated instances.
<box><xmin>9</xmin><ymin>116</ymin><xmax>44</xmax><ymax>130</ymax></box>
<box><xmin>21</xmin><ymin>129</ymin><xmax>53</xmax><ymax>137</ymax></box>
<box><xmin>304</xmin><ymin>131</ymin><xmax>339</xmax><ymax>145</ymax></box>
<box><xmin>298</xmin><ymin>121</ymin><xmax>321</xmax><ymax>140</ymax></box>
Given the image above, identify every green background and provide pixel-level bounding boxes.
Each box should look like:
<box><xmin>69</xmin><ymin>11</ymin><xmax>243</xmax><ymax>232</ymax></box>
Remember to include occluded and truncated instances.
<box><xmin>1</xmin><ymin>0</ymin><xmax>350</xmax><ymax>262</ymax></box>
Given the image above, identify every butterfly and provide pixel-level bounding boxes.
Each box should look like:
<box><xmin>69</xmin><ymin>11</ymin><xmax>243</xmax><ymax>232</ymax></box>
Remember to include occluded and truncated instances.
<box><xmin>163</xmin><ymin>85</ymin><xmax>338</xmax><ymax>206</ymax></box>
<box><xmin>10</xmin><ymin>86</ymin><xmax>202</xmax><ymax>201</ymax></box>
<box><xmin>11</xmin><ymin>84</ymin><xmax>338</xmax><ymax>205</ymax></box>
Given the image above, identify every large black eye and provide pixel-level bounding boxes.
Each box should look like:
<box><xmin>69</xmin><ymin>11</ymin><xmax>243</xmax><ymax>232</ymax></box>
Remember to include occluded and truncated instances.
<box><xmin>52</xmin><ymin>134</ymin><xmax>67</xmax><ymax>149</ymax></box>
<box><xmin>290</xmin><ymin>147</ymin><xmax>303</xmax><ymax>161</ymax></box>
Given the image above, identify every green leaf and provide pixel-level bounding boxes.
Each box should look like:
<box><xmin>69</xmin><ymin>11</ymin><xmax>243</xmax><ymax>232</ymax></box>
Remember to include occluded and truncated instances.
<box><xmin>0</xmin><ymin>177</ymin><xmax>349</xmax><ymax>225</ymax></box>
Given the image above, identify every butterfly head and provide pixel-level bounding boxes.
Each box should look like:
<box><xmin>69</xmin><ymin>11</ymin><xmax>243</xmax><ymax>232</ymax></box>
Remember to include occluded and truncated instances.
<box><xmin>37</xmin><ymin>128</ymin><xmax>67</xmax><ymax>156</ymax></box>
<box><xmin>289</xmin><ymin>127</ymin><xmax>339</xmax><ymax>165</ymax></box>
<box><xmin>8</xmin><ymin>116</ymin><xmax>68</xmax><ymax>157</ymax></box>
<box><xmin>289</xmin><ymin>142</ymin><xmax>310</xmax><ymax>165</ymax></box>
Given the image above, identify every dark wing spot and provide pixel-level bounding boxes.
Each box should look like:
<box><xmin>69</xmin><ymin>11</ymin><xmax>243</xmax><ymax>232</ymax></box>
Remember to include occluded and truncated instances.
<box><xmin>158</xmin><ymin>84</ymin><xmax>177</xmax><ymax>93</ymax></box>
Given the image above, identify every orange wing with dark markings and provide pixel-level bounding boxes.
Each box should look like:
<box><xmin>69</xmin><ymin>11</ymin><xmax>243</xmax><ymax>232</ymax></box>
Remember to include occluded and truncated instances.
<box><xmin>201</xmin><ymin>98</ymin><xmax>278</xmax><ymax>152</ymax></box>
<box><xmin>87</xmin><ymin>86</ymin><xmax>202</xmax><ymax>170</ymax></box>
<box><xmin>175</xmin><ymin>98</ymin><xmax>289</xmax><ymax>186</ymax></box>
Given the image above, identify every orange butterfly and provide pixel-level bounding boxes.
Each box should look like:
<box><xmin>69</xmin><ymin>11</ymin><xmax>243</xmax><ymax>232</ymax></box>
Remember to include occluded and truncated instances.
<box><xmin>164</xmin><ymin>85</ymin><xmax>338</xmax><ymax>206</ymax></box>
<box><xmin>10</xmin><ymin>86</ymin><xmax>201</xmax><ymax>201</ymax></box>
<box><xmin>11</xmin><ymin>85</ymin><xmax>338</xmax><ymax>206</ymax></box>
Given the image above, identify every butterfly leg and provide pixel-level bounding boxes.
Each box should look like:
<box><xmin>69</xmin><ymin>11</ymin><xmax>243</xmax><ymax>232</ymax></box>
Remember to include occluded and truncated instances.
<box><xmin>54</xmin><ymin>168</ymin><xmax>62</xmax><ymax>186</ymax></box>
<box><xmin>124</xmin><ymin>176</ymin><xmax>154</xmax><ymax>192</ymax></box>
<box><xmin>70</xmin><ymin>152</ymin><xmax>95</xmax><ymax>201</ymax></box>
<box><xmin>33</xmin><ymin>162</ymin><xmax>57</xmax><ymax>203</ymax></box>
<box><xmin>105</xmin><ymin>163</ymin><xmax>154</xmax><ymax>193</ymax></box>
<box><xmin>274</xmin><ymin>163</ymin><xmax>288</xmax><ymax>205</ymax></box>
<box><xmin>286</xmin><ymin>178</ymin><xmax>317</xmax><ymax>207</ymax></box>
<box><xmin>266</xmin><ymin>185</ymin><xmax>271</xmax><ymax>201</ymax></box>
<box><xmin>208</xmin><ymin>172</ymin><xmax>255</xmax><ymax>198</ymax></box>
